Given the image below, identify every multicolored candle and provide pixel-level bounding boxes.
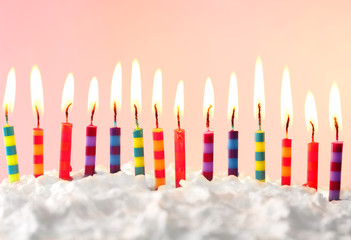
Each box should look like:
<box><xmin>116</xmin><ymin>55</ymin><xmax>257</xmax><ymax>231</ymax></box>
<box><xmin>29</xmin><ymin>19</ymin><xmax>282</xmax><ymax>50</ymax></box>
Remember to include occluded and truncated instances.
<box><xmin>253</xmin><ymin>57</ymin><xmax>266</xmax><ymax>182</ymax></box>
<box><xmin>59</xmin><ymin>73</ymin><xmax>74</xmax><ymax>181</ymax></box>
<box><xmin>280</xmin><ymin>67</ymin><xmax>293</xmax><ymax>185</ymax></box>
<box><xmin>110</xmin><ymin>62</ymin><xmax>122</xmax><ymax>173</ymax></box>
<box><xmin>30</xmin><ymin>65</ymin><xmax>45</xmax><ymax>177</ymax></box>
<box><xmin>131</xmin><ymin>59</ymin><xmax>145</xmax><ymax>175</ymax></box>
<box><xmin>152</xmin><ymin>69</ymin><xmax>165</xmax><ymax>189</ymax></box>
<box><xmin>202</xmin><ymin>78</ymin><xmax>215</xmax><ymax>181</ymax></box>
<box><xmin>174</xmin><ymin>81</ymin><xmax>186</xmax><ymax>188</ymax></box>
<box><xmin>2</xmin><ymin>68</ymin><xmax>19</xmax><ymax>183</ymax></box>
<box><xmin>304</xmin><ymin>92</ymin><xmax>319</xmax><ymax>190</ymax></box>
<box><xmin>328</xmin><ymin>84</ymin><xmax>343</xmax><ymax>201</ymax></box>
<box><xmin>227</xmin><ymin>73</ymin><xmax>239</xmax><ymax>176</ymax></box>
<box><xmin>84</xmin><ymin>77</ymin><xmax>99</xmax><ymax>176</ymax></box>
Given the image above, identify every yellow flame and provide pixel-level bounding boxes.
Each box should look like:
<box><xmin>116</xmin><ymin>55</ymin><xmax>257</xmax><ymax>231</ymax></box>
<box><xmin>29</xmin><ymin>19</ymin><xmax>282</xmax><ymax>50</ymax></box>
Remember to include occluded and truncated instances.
<box><xmin>227</xmin><ymin>72</ymin><xmax>238</xmax><ymax>120</ymax></box>
<box><xmin>88</xmin><ymin>77</ymin><xmax>99</xmax><ymax>112</ymax></box>
<box><xmin>110</xmin><ymin>62</ymin><xmax>122</xmax><ymax>112</ymax></box>
<box><xmin>329</xmin><ymin>83</ymin><xmax>342</xmax><ymax>131</ymax></box>
<box><xmin>152</xmin><ymin>69</ymin><xmax>162</xmax><ymax>114</ymax></box>
<box><xmin>174</xmin><ymin>81</ymin><xmax>184</xmax><ymax>117</ymax></box>
<box><xmin>130</xmin><ymin>59</ymin><xmax>142</xmax><ymax>112</ymax></box>
<box><xmin>203</xmin><ymin>77</ymin><xmax>215</xmax><ymax>118</ymax></box>
<box><xmin>3</xmin><ymin>68</ymin><xmax>16</xmax><ymax>113</ymax></box>
<box><xmin>254</xmin><ymin>57</ymin><xmax>265</xmax><ymax>119</ymax></box>
<box><xmin>30</xmin><ymin>65</ymin><xmax>44</xmax><ymax>116</ymax></box>
<box><xmin>280</xmin><ymin>67</ymin><xmax>293</xmax><ymax>126</ymax></box>
<box><xmin>305</xmin><ymin>92</ymin><xmax>318</xmax><ymax>132</ymax></box>
<box><xmin>61</xmin><ymin>73</ymin><xmax>74</xmax><ymax>112</ymax></box>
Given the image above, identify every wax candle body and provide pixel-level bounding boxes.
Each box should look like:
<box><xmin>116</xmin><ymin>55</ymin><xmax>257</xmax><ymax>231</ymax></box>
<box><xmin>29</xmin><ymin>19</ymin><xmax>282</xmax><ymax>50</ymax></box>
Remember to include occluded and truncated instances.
<box><xmin>33</xmin><ymin>128</ymin><xmax>44</xmax><ymax>177</ymax></box>
<box><xmin>203</xmin><ymin>131</ymin><xmax>214</xmax><ymax>181</ymax></box>
<box><xmin>174</xmin><ymin>128</ymin><xmax>185</xmax><ymax>187</ymax></box>
<box><xmin>110</xmin><ymin>127</ymin><xmax>121</xmax><ymax>173</ymax></box>
<box><xmin>85</xmin><ymin>125</ymin><xmax>97</xmax><ymax>176</ymax></box>
<box><xmin>228</xmin><ymin>130</ymin><xmax>238</xmax><ymax>176</ymax></box>
<box><xmin>281</xmin><ymin>138</ymin><xmax>292</xmax><ymax>185</ymax></box>
<box><xmin>153</xmin><ymin>128</ymin><xmax>165</xmax><ymax>189</ymax></box>
<box><xmin>3</xmin><ymin>125</ymin><xmax>19</xmax><ymax>183</ymax></box>
<box><xmin>255</xmin><ymin>130</ymin><xmax>265</xmax><ymax>182</ymax></box>
<box><xmin>329</xmin><ymin>141</ymin><xmax>343</xmax><ymax>201</ymax></box>
<box><xmin>59</xmin><ymin>122</ymin><xmax>73</xmax><ymax>180</ymax></box>
<box><xmin>133</xmin><ymin>127</ymin><xmax>145</xmax><ymax>175</ymax></box>
<box><xmin>307</xmin><ymin>142</ymin><xmax>319</xmax><ymax>189</ymax></box>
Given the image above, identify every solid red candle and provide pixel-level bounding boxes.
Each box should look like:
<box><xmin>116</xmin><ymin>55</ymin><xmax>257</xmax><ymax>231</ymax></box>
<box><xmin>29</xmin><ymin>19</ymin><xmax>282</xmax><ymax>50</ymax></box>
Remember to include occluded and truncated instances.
<box><xmin>174</xmin><ymin>128</ymin><xmax>185</xmax><ymax>188</ymax></box>
<box><xmin>307</xmin><ymin>141</ymin><xmax>319</xmax><ymax>189</ymax></box>
<box><xmin>59</xmin><ymin>122</ymin><xmax>73</xmax><ymax>180</ymax></box>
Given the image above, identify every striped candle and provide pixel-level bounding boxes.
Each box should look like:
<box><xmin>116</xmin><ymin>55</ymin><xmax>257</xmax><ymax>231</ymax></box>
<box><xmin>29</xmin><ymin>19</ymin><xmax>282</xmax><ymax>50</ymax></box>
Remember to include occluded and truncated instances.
<box><xmin>255</xmin><ymin>130</ymin><xmax>265</xmax><ymax>182</ymax></box>
<box><xmin>59</xmin><ymin>122</ymin><xmax>73</xmax><ymax>180</ymax></box>
<box><xmin>85</xmin><ymin>125</ymin><xmax>97</xmax><ymax>176</ymax></box>
<box><xmin>329</xmin><ymin>141</ymin><xmax>343</xmax><ymax>201</ymax></box>
<box><xmin>203</xmin><ymin>131</ymin><xmax>214</xmax><ymax>181</ymax></box>
<box><xmin>153</xmin><ymin>128</ymin><xmax>165</xmax><ymax>189</ymax></box>
<box><xmin>228</xmin><ymin>130</ymin><xmax>238</xmax><ymax>176</ymax></box>
<box><xmin>306</xmin><ymin>142</ymin><xmax>319</xmax><ymax>189</ymax></box>
<box><xmin>281</xmin><ymin>138</ymin><xmax>291</xmax><ymax>185</ymax></box>
<box><xmin>33</xmin><ymin>128</ymin><xmax>44</xmax><ymax>177</ymax></box>
<box><xmin>3</xmin><ymin>125</ymin><xmax>19</xmax><ymax>183</ymax></box>
<box><xmin>174</xmin><ymin>128</ymin><xmax>186</xmax><ymax>188</ymax></box>
<box><xmin>133</xmin><ymin>127</ymin><xmax>145</xmax><ymax>175</ymax></box>
<box><xmin>110</xmin><ymin>127</ymin><xmax>121</xmax><ymax>173</ymax></box>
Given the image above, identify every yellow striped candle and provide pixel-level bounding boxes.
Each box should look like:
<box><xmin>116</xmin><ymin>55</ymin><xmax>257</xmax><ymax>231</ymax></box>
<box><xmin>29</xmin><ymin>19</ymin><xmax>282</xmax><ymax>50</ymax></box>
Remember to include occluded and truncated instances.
<box><xmin>3</xmin><ymin>125</ymin><xmax>19</xmax><ymax>183</ymax></box>
<box><xmin>133</xmin><ymin>127</ymin><xmax>145</xmax><ymax>175</ymax></box>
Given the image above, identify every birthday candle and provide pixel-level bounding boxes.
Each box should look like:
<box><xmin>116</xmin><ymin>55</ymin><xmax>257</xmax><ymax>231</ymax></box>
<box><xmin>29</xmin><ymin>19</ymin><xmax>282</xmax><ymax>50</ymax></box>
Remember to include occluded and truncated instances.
<box><xmin>304</xmin><ymin>92</ymin><xmax>319</xmax><ymax>190</ymax></box>
<box><xmin>131</xmin><ymin>59</ymin><xmax>145</xmax><ymax>175</ymax></box>
<box><xmin>254</xmin><ymin>57</ymin><xmax>266</xmax><ymax>182</ymax></box>
<box><xmin>30</xmin><ymin>66</ymin><xmax>45</xmax><ymax>178</ymax></box>
<box><xmin>2</xmin><ymin>68</ymin><xmax>19</xmax><ymax>183</ymax></box>
<box><xmin>202</xmin><ymin>78</ymin><xmax>215</xmax><ymax>181</ymax></box>
<box><xmin>328</xmin><ymin>84</ymin><xmax>343</xmax><ymax>201</ymax></box>
<box><xmin>227</xmin><ymin>73</ymin><xmax>239</xmax><ymax>176</ymax></box>
<box><xmin>280</xmin><ymin>67</ymin><xmax>293</xmax><ymax>185</ymax></box>
<box><xmin>59</xmin><ymin>73</ymin><xmax>74</xmax><ymax>181</ymax></box>
<box><xmin>174</xmin><ymin>81</ymin><xmax>186</xmax><ymax>188</ymax></box>
<box><xmin>110</xmin><ymin>62</ymin><xmax>122</xmax><ymax>173</ymax></box>
<box><xmin>152</xmin><ymin>69</ymin><xmax>165</xmax><ymax>189</ymax></box>
<box><xmin>84</xmin><ymin>77</ymin><xmax>99</xmax><ymax>176</ymax></box>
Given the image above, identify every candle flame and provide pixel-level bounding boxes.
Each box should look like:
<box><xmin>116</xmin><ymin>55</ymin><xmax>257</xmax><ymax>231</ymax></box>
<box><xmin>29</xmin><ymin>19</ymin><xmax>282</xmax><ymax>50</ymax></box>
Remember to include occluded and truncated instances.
<box><xmin>61</xmin><ymin>73</ymin><xmax>74</xmax><ymax>112</ymax></box>
<box><xmin>254</xmin><ymin>57</ymin><xmax>265</xmax><ymax>119</ymax></box>
<box><xmin>130</xmin><ymin>59</ymin><xmax>142</xmax><ymax>112</ymax></box>
<box><xmin>3</xmin><ymin>68</ymin><xmax>16</xmax><ymax>114</ymax></box>
<box><xmin>227</xmin><ymin>72</ymin><xmax>238</xmax><ymax>121</ymax></box>
<box><xmin>174</xmin><ymin>81</ymin><xmax>184</xmax><ymax>118</ymax></box>
<box><xmin>305</xmin><ymin>92</ymin><xmax>318</xmax><ymax>134</ymax></box>
<box><xmin>280</xmin><ymin>67</ymin><xmax>293</xmax><ymax>129</ymax></box>
<box><xmin>88</xmin><ymin>77</ymin><xmax>99</xmax><ymax>113</ymax></box>
<box><xmin>30</xmin><ymin>65</ymin><xmax>44</xmax><ymax>116</ymax></box>
<box><xmin>152</xmin><ymin>69</ymin><xmax>162</xmax><ymax>114</ymax></box>
<box><xmin>329</xmin><ymin>83</ymin><xmax>342</xmax><ymax>132</ymax></box>
<box><xmin>203</xmin><ymin>77</ymin><xmax>215</xmax><ymax>118</ymax></box>
<box><xmin>110</xmin><ymin>62</ymin><xmax>122</xmax><ymax>112</ymax></box>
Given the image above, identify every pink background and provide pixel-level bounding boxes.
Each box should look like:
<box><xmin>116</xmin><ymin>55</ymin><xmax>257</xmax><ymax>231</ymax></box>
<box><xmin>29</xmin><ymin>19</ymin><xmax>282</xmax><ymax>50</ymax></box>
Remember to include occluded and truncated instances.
<box><xmin>0</xmin><ymin>1</ymin><xmax>350</xmax><ymax>188</ymax></box>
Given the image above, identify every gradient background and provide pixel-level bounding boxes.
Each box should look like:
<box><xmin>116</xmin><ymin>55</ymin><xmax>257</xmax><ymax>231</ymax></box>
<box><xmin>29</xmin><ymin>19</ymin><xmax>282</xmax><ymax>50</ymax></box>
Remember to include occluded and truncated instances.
<box><xmin>0</xmin><ymin>0</ymin><xmax>350</xmax><ymax>188</ymax></box>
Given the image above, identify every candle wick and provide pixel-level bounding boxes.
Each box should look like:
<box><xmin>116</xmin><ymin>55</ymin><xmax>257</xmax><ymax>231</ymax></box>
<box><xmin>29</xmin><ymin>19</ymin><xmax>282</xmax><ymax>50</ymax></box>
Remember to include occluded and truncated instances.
<box><xmin>206</xmin><ymin>105</ymin><xmax>212</xmax><ymax>130</ymax></box>
<box><xmin>258</xmin><ymin>103</ymin><xmax>262</xmax><ymax>131</ymax></box>
<box><xmin>334</xmin><ymin>117</ymin><xmax>339</xmax><ymax>141</ymax></box>
<box><xmin>285</xmin><ymin>115</ymin><xmax>290</xmax><ymax>138</ymax></box>
<box><xmin>154</xmin><ymin>104</ymin><xmax>159</xmax><ymax>129</ymax></box>
<box><xmin>310</xmin><ymin>121</ymin><xmax>315</xmax><ymax>142</ymax></box>
<box><xmin>35</xmin><ymin>105</ymin><xmax>40</xmax><ymax>128</ymax></box>
<box><xmin>5</xmin><ymin>104</ymin><xmax>8</xmax><ymax>125</ymax></box>
<box><xmin>114</xmin><ymin>102</ymin><xmax>117</xmax><ymax>127</ymax></box>
<box><xmin>90</xmin><ymin>103</ymin><xmax>96</xmax><ymax>125</ymax></box>
<box><xmin>65</xmin><ymin>103</ymin><xmax>72</xmax><ymax>123</ymax></box>
<box><xmin>177</xmin><ymin>106</ymin><xmax>181</xmax><ymax>130</ymax></box>
<box><xmin>231</xmin><ymin>107</ymin><xmax>235</xmax><ymax>130</ymax></box>
<box><xmin>134</xmin><ymin>104</ymin><xmax>139</xmax><ymax>128</ymax></box>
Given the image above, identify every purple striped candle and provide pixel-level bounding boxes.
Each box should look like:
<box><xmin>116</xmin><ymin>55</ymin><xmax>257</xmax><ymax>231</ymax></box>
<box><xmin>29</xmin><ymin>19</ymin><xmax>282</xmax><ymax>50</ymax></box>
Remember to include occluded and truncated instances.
<box><xmin>329</xmin><ymin>141</ymin><xmax>343</xmax><ymax>201</ymax></box>
<box><xmin>84</xmin><ymin>124</ymin><xmax>97</xmax><ymax>176</ymax></box>
<box><xmin>203</xmin><ymin>131</ymin><xmax>214</xmax><ymax>181</ymax></box>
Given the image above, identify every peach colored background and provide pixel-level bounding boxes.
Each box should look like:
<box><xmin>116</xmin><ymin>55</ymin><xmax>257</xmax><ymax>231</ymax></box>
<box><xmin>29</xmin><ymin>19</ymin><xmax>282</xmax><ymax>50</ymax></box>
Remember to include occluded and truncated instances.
<box><xmin>0</xmin><ymin>0</ymin><xmax>350</xmax><ymax>188</ymax></box>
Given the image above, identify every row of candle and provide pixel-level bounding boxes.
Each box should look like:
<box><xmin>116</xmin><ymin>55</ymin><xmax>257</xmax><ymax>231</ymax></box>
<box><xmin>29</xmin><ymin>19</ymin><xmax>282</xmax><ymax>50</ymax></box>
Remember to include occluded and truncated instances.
<box><xmin>1</xmin><ymin>57</ymin><xmax>344</xmax><ymax>201</ymax></box>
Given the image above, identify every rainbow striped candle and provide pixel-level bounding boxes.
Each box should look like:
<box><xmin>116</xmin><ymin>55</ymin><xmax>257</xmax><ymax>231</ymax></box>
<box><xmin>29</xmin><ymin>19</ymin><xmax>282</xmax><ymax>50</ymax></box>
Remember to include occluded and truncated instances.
<box><xmin>153</xmin><ymin>128</ymin><xmax>165</xmax><ymax>189</ymax></box>
<box><xmin>329</xmin><ymin>141</ymin><xmax>343</xmax><ymax>201</ymax></box>
<box><xmin>281</xmin><ymin>138</ymin><xmax>291</xmax><ymax>185</ymax></box>
<box><xmin>255</xmin><ymin>130</ymin><xmax>265</xmax><ymax>182</ymax></box>
<box><xmin>228</xmin><ymin>130</ymin><xmax>238</xmax><ymax>176</ymax></box>
<box><xmin>3</xmin><ymin>125</ymin><xmax>19</xmax><ymax>183</ymax></box>
<box><xmin>110</xmin><ymin>127</ymin><xmax>121</xmax><ymax>173</ymax></box>
<box><xmin>33</xmin><ymin>128</ymin><xmax>44</xmax><ymax>177</ymax></box>
<box><xmin>203</xmin><ymin>131</ymin><xmax>214</xmax><ymax>181</ymax></box>
<box><xmin>85</xmin><ymin>125</ymin><xmax>97</xmax><ymax>176</ymax></box>
<box><xmin>133</xmin><ymin>128</ymin><xmax>145</xmax><ymax>175</ymax></box>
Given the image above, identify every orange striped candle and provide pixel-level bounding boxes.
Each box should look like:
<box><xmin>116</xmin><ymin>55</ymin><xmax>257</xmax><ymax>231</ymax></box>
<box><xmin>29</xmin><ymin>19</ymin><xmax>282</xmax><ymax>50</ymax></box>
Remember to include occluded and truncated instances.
<box><xmin>153</xmin><ymin>128</ymin><xmax>165</xmax><ymax>189</ymax></box>
<box><xmin>33</xmin><ymin>128</ymin><xmax>44</xmax><ymax>177</ymax></box>
<box><xmin>281</xmin><ymin>138</ymin><xmax>291</xmax><ymax>185</ymax></box>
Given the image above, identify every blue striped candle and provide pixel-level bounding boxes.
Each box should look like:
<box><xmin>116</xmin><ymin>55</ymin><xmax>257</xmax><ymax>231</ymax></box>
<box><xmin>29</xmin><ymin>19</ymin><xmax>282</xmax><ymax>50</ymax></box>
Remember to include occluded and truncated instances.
<box><xmin>3</xmin><ymin>125</ymin><xmax>20</xmax><ymax>183</ymax></box>
<box><xmin>228</xmin><ymin>130</ymin><xmax>238</xmax><ymax>176</ymax></box>
<box><xmin>133</xmin><ymin>127</ymin><xmax>145</xmax><ymax>175</ymax></box>
<box><xmin>255</xmin><ymin>130</ymin><xmax>265</xmax><ymax>182</ymax></box>
<box><xmin>110</xmin><ymin>127</ymin><xmax>121</xmax><ymax>173</ymax></box>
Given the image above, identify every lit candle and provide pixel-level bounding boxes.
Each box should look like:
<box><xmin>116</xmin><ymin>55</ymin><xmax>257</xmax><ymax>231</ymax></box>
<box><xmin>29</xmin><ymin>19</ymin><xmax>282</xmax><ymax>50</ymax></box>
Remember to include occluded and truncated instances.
<box><xmin>328</xmin><ymin>84</ymin><xmax>343</xmax><ymax>201</ymax></box>
<box><xmin>202</xmin><ymin>78</ymin><xmax>215</xmax><ymax>181</ymax></box>
<box><xmin>110</xmin><ymin>62</ymin><xmax>122</xmax><ymax>174</ymax></box>
<box><xmin>131</xmin><ymin>59</ymin><xmax>145</xmax><ymax>175</ymax></box>
<box><xmin>152</xmin><ymin>69</ymin><xmax>165</xmax><ymax>189</ymax></box>
<box><xmin>280</xmin><ymin>67</ymin><xmax>293</xmax><ymax>185</ymax></box>
<box><xmin>304</xmin><ymin>92</ymin><xmax>319</xmax><ymax>190</ymax></box>
<box><xmin>174</xmin><ymin>81</ymin><xmax>185</xmax><ymax>187</ymax></box>
<box><xmin>227</xmin><ymin>73</ymin><xmax>239</xmax><ymax>177</ymax></box>
<box><xmin>254</xmin><ymin>57</ymin><xmax>266</xmax><ymax>182</ymax></box>
<box><xmin>59</xmin><ymin>73</ymin><xmax>74</xmax><ymax>181</ymax></box>
<box><xmin>30</xmin><ymin>65</ymin><xmax>44</xmax><ymax>178</ymax></box>
<box><xmin>2</xmin><ymin>68</ymin><xmax>19</xmax><ymax>183</ymax></box>
<box><xmin>84</xmin><ymin>77</ymin><xmax>99</xmax><ymax>176</ymax></box>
